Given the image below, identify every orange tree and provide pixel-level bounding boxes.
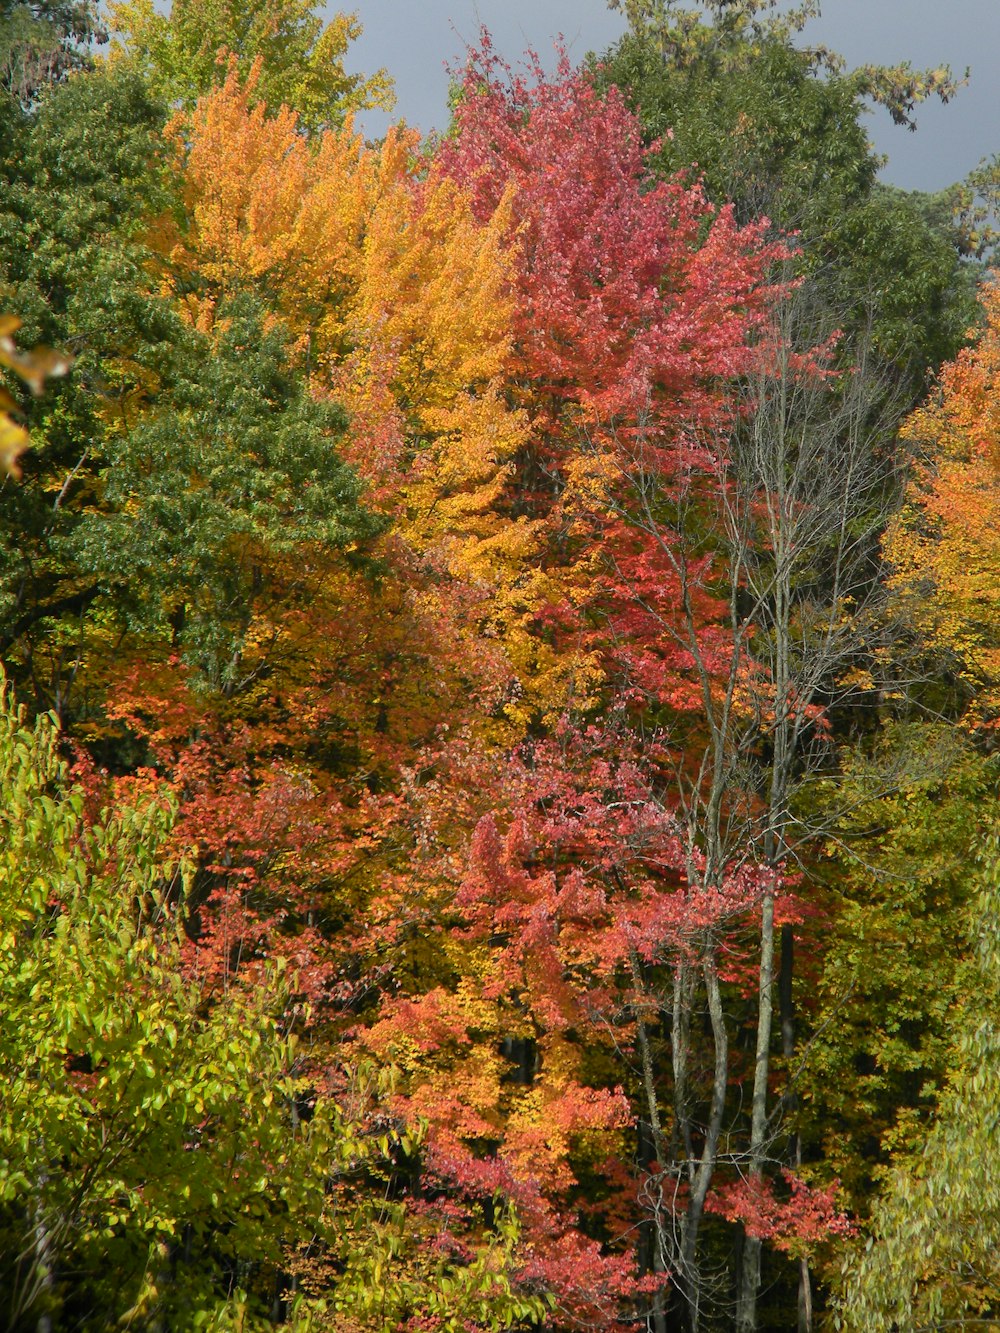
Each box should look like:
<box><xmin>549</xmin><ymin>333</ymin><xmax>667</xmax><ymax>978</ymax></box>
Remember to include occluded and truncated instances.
<box><xmin>885</xmin><ymin>280</ymin><xmax>1000</xmax><ymax>726</ymax></box>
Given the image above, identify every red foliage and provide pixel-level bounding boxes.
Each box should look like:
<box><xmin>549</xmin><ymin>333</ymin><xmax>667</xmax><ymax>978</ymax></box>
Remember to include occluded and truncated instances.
<box><xmin>439</xmin><ymin>38</ymin><xmax>788</xmax><ymax>720</ymax></box>
<box><xmin>706</xmin><ymin>1170</ymin><xmax>856</xmax><ymax>1255</ymax></box>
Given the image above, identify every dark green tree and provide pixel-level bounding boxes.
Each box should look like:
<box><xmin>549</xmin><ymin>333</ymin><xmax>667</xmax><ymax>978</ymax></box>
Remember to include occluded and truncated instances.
<box><xmin>0</xmin><ymin>68</ymin><xmax>378</xmax><ymax>720</ymax></box>
<box><xmin>0</xmin><ymin>0</ymin><xmax>106</xmax><ymax>106</ymax></box>
<box><xmin>598</xmin><ymin>0</ymin><xmax>977</xmax><ymax>396</ymax></box>
<box><xmin>78</xmin><ymin>295</ymin><xmax>384</xmax><ymax>694</ymax></box>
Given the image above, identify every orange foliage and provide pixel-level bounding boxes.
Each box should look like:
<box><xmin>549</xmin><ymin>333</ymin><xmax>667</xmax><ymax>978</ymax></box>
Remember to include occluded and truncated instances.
<box><xmin>153</xmin><ymin>61</ymin><xmax>548</xmax><ymax>738</ymax></box>
<box><xmin>886</xmin><ymin>281</ymin><xmax>1000</xmax><ymax>722</ymax></box>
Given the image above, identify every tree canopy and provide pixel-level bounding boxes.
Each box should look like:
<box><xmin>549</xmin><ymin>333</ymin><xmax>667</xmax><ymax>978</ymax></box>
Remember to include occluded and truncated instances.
<box><xmin>0</xmin><ymin>3</ymin><xmax>997</xmax><ymax>1330</ymax></box>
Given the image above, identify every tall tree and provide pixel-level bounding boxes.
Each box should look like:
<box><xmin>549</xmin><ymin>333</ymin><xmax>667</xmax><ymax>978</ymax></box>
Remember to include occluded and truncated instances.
<box><xmin>598</xmin><ymin>0</ymin><xmax>976</xmax><ymax>398</ymax></box>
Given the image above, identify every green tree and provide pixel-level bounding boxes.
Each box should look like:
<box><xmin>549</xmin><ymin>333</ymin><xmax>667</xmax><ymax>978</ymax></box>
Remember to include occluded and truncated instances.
<box><xmin>832</xmin><ymin>829</ymin><xmax>1000</xmax><ymax>1331</ymax></box>
<box><xmin>76</xmin><ymin>294</ymin><xmax>384</xmax><ymax>695</ymax></box>
<box><xmin>0</xmin><ymin>675</ymin><xmax>335</xmax><ymax>1328</ymax></box>
<box><xmin>598</xmin><ymin>0</ymin><xmax>976</xmax><ymax>394</ymax></box>
<box><xmin>0</xmin><ymin>0</ymin><xmax>105</xmax><ymax>106</ymax></box>
<box><xmin>800</xmin><ymin>726</ymin><xmax>992</xmax><ymax>1204</ymax></box>
<box><xmin>0</xmin><ymin>67</ymin><xmax>172</xmax><ymax>714</ymax></box>
<box><xmin>105</xmin><ymin>0</ymin><xmax>392</xmax><ymax>132</ymax></box>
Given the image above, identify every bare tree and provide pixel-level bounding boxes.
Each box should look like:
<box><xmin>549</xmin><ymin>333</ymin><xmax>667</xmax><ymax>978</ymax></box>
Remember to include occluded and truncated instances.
<box><xmin>589</xmin><ymin>274</ymin><xmax>908</xmax><ymax>1331</ymax></box>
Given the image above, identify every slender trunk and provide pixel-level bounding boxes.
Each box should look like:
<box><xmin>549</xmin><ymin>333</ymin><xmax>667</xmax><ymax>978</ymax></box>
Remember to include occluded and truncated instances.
<box><xmin>677</xmin><ymin>949</ymin><xmax>729</xmax><ymax>1333</ymax></box>
<box><xmin>736</xmin><ymin>888</ymin><xmax>776</xmax><ymax>1333</ymax></box>
<box><xmin>672</xmin><ymin>959</ymin><xmax>695</xmax><ymax>1176</ymax></box>
<box><xmin>31</xmin><ymin>1167</ymin><xmax>55</xmax><ymax>1333</ymax></box>
<box><xmin>629</xmin><ymin>950</ymin><xmax>669</xmax><ymax>1333</ymax></box>
<box><xmin>798</xmin><ymin>1255</ymin><xmax>814</xmax><ymax>1332</ymax></box>
<box><xmin>780</xmin><ymin>923</ymin><xmax>812</xmax><ymax>1330</ymax></box>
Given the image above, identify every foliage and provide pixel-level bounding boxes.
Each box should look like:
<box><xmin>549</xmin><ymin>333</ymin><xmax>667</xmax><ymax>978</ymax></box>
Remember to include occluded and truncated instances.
<box><xmin>886</xmin><ymin>280</ymin><xmax>1000</xmax><ymax>726</ymax></box>
<box><xmin>79</xmin><ymin>294</ymin><xmax>382</xmax><ymax>690</ymax></box>
<box><xmin>606</xmin><ymin>0</ymin><xmax>964</xmax><ymax>131</ymax></box>
<box><xmin>0</xmin><ymin>675</ymin><xmax>325</xmax><ymax>1328</ymax></box>
<box><xmin>0</xmin><ymin>9</ymin><xmax>996</xmax><ymax>1332</ymax></box>
<box><xmin>832</xmin><ymin>833</ymin><xmax>1000</xmax><ymax>1331</ymax></box>
<box><xmin>0</xmin><ymin>66</ymin><xmax>172</xmax><ymax>709</ymax></box>
<box><xmin>105</xmin><ymin>0</ymin><xmax>392</xmax><ymax>131</ymax></box>
<box><xmin>0</xmin><ymin>675</ymin><xmax>547</xmax><ymax>1331</ymax></box>
<box><xmin>0</xmin><ymin>313</ymin><xmax>71</xmax><ymax>475</ymax></box>
<box><xmin>800</xmin><ymin>727</ymin><xmax>991</xmax><ymax>1210</ymax></box>
<box><xmin>0</xmin><ymin>0</ymin><xmax>104</xmax><ymax>106</ymax></box>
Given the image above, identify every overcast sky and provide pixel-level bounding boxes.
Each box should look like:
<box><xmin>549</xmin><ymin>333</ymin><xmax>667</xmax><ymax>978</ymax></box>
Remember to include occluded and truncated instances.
<box><xmin>342</xmin><ymin>0</ymin><xmax>1000</xmax><ymax>193</ymax></box>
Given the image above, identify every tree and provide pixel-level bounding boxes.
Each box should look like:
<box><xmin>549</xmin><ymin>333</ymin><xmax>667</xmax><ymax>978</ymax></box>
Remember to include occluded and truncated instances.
<box><xmin>800</xmin><ymin>726</ymin><xmax>991</xmax><ymax>1224</ymax></box>
<box><xmin>0</xmin><ymin>66</ymin><xmax>174</xmax><ymax>714</ymax></box>
<box><xmin>0</xmin><ymin>0</ymin><xmax>105</xmax><ymax>106</ymax></box>
<box><xmin>885</xmin><ymin>279</ymin><xmax>1000</xmax><ymax>728</ymax></box>
<box><xmin>0</xmin><ymin>674</ymin><xmax>330</xmax><ymax>1328</ymax></box>
<box><xmin>0</xmin><ymin>672</ymin><xmax>549</xmax><ymax>1331</ymax></box>
<box><xmin>832</xmin><ymin>833</ymin><xmax>1000</xmax><ymax>1331</ymax></box>
<box><xmin>77</xmin><ymin>294</ymin><xmax>382</xmax><ymax>693</ymax></box>
<box><xmin>105</xmin><ymin>0</ymin><xmax>392</xmax><ymax>131</ymax></box>
<box><xmin>436</xmin><ymin>43</ymin><xmax>828</xmax><ymax>1331</ymax></box>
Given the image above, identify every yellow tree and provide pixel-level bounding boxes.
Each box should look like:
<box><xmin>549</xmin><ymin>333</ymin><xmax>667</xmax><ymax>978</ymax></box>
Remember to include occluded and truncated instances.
<box><xmin>886</xmin><ymin>281</ymin><xmax>1000</xmax><ymax>725</ymax></box>
<box><xmin>105</xmin><ymin>0</ymin><xmax>392</xmax><ymax>131</ymax></box>
<box><xmin>152</xmin><ymin>61</ymin><xmax>556</xmax><ymax>736</ymax></box>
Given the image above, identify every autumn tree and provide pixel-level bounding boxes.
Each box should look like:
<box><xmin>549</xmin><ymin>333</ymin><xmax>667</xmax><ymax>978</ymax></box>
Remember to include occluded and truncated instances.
<box><xmin>434</xmin><ymin>43</ymin><xmax>862</xmax><ymax>1332</ymax></box>
<box><xmin>885</xmin><ymin>279</ymin><xmax>1000</xmax><ymax>727</ymax></box>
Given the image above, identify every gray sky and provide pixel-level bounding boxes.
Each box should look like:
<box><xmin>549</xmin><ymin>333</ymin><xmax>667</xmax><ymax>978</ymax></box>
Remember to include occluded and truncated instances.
<box><xmin>342</xmin><ymin>0</ymin><xmax>1000</xmax><ymax>193</ymax></box>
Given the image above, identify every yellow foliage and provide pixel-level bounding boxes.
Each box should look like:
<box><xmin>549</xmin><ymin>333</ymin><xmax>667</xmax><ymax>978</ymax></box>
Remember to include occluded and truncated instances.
<box><xmin>0</xmin><ymin>315</ymin><xmax>72</xmax><ymax>477</ymax></box>
<box><xmin>105</xmin><ymin>0</ymin><xmax>392</xmax><ymax>132</ymax></box>
<box><xmin>886</xmin><ymin>282</ymin><xmax>1000</xmax><ymax>722</ymax></box>
<box><xmin>152</xmin><ymin>63</ymin><xmax>597</xmax><ymax>735</ymax></box>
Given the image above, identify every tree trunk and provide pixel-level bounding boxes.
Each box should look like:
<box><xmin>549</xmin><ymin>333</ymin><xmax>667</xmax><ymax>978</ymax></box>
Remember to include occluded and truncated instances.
<box><xmin>31</xmin><ymin>1165</ymin><xmax>55</xmax><ymax>1333</ymax></box>
<box><xmin>736</xmin><ymin>887</ymin><xmax>776</xmax><ymax>1333</ymax></box>
<box><xmin>677</xmin><ymin>950</ymin><xmax>729</xmax><ymax>1333</ymax></box>
<box><xmin>630</xmin><ymin>952</ymin><xmax>670</xmax><ymax>1333</ymax></box>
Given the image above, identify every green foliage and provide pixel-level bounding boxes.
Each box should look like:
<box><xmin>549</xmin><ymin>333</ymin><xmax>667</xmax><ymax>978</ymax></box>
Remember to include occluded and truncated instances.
<box><xmin>832</xmin><ymin>829</ymin><xmax>1000</xmax><ymax>1330</ymax></box>
<box><xmin>606</xmin><ymin>0</ymin><xmax>964</xmax><ymax>130</ymax></box>
<box><xmin>105</xmin><ymin>0</ymin><xmax>393</xmax><ymax>132</ymax></box>
<box><xmin>0</xmin><ymin>676</ymin><xmax>325</xmax><ymax>1328</ymax></box>
<box><xmin>0</xmin><ymin>67</ymin><xmax>171</xmax><ymax>703</ymax></box>
<box><xmin>799</xmin><ymin>727</ymin><xmax>993</xmax><ymax>1216</ymax></box>
<box><xmin>599</xmin><ymin>26</ymin><xmax>876</xmax><ymax>226</ymax></box>
<box><xmin>946</xmin><ymin>150</ymin><xmax>1000</xmax><ymax>263</ymax></box>
<box><xmin>77</xmin><ymin>295</ymin><xmax>384</xmax><ymax>691</ymax></box>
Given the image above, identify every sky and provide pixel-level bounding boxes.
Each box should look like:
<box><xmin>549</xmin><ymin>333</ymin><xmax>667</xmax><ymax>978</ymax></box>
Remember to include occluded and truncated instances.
<box><xmin>342</xmin><ymin>0</ymin><xmax>1000</xmax><ymax>193</ymax></box>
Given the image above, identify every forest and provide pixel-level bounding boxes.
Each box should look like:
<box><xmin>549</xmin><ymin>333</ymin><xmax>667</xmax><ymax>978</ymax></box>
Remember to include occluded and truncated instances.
<box><xmin>0</xmin><ymin>0</ymin><xmax>998</xmax><ymax>1329</ymax></box>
